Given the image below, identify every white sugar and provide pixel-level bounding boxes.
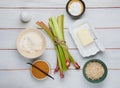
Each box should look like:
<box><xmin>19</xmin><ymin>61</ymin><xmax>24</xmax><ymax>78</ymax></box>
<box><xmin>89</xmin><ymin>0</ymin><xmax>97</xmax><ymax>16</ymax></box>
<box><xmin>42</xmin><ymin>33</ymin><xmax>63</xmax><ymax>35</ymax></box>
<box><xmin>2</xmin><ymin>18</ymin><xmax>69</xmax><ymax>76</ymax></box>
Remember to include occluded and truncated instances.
<box><xmin>69</xmin><ymin>2</ymin><xmax>82</xmax><ymax>16</ymax></box>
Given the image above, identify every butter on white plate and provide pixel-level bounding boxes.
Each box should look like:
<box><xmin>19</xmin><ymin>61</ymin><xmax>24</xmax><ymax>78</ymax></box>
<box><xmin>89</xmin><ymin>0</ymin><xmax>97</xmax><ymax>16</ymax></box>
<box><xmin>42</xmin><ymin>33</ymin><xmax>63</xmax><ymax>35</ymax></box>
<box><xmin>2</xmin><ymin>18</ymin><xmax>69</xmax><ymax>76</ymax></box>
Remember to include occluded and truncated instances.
<box><xmin>69</xmin><ymin>19</ymin><xmax>105</xmax><ymax>57</ymax></box>
<box><xmin>77</xmin><ymin>28</ymin><xmax>94</xmax><ymax>46</ymax></box>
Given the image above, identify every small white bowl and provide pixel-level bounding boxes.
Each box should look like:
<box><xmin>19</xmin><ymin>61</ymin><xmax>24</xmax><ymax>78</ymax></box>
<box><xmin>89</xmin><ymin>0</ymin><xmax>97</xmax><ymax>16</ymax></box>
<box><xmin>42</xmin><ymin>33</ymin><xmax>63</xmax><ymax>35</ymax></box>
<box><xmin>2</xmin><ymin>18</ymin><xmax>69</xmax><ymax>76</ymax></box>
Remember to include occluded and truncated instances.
<box><xmin>16</xmin><ymin>28</ymin><xmax>46</xmax><ymax>59</ymax></box>
<box><xmin>30</xmin><ymin>60</ymin><xmax>50</xmax><ymax>80</ymax></box>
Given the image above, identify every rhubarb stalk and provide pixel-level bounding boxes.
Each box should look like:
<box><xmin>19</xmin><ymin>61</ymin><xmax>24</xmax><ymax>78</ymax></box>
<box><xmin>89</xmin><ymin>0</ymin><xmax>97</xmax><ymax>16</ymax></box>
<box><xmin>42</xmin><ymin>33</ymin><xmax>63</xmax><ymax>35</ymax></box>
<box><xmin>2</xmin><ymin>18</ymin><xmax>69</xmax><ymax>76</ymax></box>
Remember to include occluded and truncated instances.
<box><xmin>36</xmin><ymin>14</ymin><xmax>80</xmax><ymax>78</ymax></box>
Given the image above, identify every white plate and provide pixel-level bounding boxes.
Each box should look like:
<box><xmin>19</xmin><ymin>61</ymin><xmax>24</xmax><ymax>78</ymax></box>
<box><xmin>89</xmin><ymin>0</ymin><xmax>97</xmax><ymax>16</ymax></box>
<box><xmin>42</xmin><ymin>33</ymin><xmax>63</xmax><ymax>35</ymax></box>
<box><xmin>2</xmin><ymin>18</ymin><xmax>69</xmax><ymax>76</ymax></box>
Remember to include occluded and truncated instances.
<box><xmin>69</xmin><ymin>19</ymin><xmax>105</xmax><ymax>57</ymax></box>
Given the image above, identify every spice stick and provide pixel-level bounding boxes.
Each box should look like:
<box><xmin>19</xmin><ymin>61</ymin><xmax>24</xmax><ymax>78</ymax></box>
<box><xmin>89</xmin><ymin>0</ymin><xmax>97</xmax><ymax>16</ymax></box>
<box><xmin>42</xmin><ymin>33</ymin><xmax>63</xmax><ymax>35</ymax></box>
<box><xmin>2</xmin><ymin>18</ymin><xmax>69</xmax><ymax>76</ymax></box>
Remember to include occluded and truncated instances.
<box><xmin>27</xmin><ymin>62</ymin><xmax>54</xmax><ymax>80</ymax></box>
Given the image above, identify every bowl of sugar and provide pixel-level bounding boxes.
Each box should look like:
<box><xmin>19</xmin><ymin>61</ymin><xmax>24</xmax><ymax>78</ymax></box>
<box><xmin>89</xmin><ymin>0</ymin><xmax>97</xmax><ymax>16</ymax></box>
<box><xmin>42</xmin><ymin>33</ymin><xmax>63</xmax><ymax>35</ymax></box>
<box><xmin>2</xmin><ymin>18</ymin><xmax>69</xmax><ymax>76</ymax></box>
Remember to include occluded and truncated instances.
<box><xmin>66</xmin><ymin>0</ymin><xmax>85</xmax><ymax>18</ymax></box>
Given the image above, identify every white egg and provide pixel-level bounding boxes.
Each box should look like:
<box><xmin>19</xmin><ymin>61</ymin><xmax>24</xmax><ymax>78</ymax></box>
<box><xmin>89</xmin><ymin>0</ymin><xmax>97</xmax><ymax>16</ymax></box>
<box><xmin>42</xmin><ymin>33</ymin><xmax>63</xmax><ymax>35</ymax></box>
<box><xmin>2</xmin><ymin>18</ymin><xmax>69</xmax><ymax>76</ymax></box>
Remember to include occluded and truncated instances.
<box><xmin>20</xmin><ymin>12</ymin><xmax>31</xmax><ymax>23</ymax></box>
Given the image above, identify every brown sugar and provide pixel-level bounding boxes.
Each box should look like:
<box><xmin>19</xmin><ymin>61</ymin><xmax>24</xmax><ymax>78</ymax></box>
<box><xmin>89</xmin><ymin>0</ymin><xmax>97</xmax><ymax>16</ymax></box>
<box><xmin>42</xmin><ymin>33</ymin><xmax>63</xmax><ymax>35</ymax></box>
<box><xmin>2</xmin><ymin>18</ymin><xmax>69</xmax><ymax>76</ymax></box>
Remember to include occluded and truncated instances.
<box><xmin>31</xmin><ymin>60</ymin><xmax>50</xmax><ymax>80</ymax></box>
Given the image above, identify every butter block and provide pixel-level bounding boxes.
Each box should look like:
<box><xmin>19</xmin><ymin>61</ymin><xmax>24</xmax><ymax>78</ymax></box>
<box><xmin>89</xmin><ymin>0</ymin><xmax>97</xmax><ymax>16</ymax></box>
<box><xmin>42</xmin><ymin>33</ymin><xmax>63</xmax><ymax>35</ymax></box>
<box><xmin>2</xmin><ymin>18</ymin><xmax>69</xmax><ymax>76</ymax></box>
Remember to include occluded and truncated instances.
<box><xmin>77</xmin><ymin>28</ymin><xmax>94</xmax><ymax>46</ymax></box>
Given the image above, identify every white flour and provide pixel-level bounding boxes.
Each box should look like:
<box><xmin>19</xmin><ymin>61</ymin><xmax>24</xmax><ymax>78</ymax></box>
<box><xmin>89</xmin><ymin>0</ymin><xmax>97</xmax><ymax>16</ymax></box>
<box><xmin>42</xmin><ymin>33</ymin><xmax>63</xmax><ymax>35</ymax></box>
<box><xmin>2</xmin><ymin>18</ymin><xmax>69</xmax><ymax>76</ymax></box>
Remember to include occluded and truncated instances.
<box><xmin>19</xmin><ymin>32</ymin><xmax>42</xmax><ymax>53</ymax></box>
<box><xmin>68</xmin><ymin>2</ymin><xmax>82</xmax><ymax>16</ymax></box>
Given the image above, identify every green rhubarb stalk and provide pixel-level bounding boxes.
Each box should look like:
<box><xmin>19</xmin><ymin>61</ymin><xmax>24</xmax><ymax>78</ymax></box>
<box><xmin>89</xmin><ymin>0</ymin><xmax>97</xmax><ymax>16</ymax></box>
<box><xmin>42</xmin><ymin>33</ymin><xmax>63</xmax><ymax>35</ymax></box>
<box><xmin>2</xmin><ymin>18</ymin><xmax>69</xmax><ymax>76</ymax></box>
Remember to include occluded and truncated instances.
<box><xmin>36</xmin><ymin>15</ymin><xmax>80</xmax><ymax>78</ymax></box>
<box><xmin>68</xmin><ymin>52</ymin><xmax>80</xmax><ymax>69</ymax></box>
<box><xmin>57</xmin><ymin>45</ymin><xmax>67</xmax><ymax>71</ymax></box>
<box><xmin>55</xmin><ymin>44</ymin><xmax>67</xmax><ymax>74</ymax></box>
<box><xmin>56</xmin><ymin>45</ymin><xmax>66</xmax><ymax>77</ymax></box>
<box><xmin>36</xmin><ymin>20</ymin><xmax>66</xmax><ymax>77</ymax></box>
<box><xmin>49</xmin><ymin>18</ymin><xmax>57</xmax><ymax>37</ymax></box>
<box><xmin>50</xmin><ymin>17</ymin><xmax>64</xmax><ymax>41</ymax></box>
<box><xmin>49</xmin><ymin>18</ymin><xmax>67</xmax><ymax>71</ymax></box>
<box><xmin>37</xmin><ymin>20</ymin><xmax>67</xmax><ymax>71</ymax></box>
<box><xmin>57</xmin><ymin>15</ymin><xmax>64</xmax><ymax>38</ymax></box>
<box><xmin>36</xmin><ymin>21</ymin><xmax>54</xmax><ymax>41</ymax></box>
<box><xmin>57</xmin><ymin>15</ymin><xmax>70</xmax><ymax>67</ymax></box>
<box><xmin>54</xmin><ymin>59</ymin><xmax>59</xmax><ymax>73</ymax></box>
<box><xmin>36</xmin><ymin>21</ymin><xmax>64</xmax><ymax>70</ymax></box>
<box><xmin>56</xmin><ymin>46</ymin><xmax>63</xmax><ymax>73</ymax></box>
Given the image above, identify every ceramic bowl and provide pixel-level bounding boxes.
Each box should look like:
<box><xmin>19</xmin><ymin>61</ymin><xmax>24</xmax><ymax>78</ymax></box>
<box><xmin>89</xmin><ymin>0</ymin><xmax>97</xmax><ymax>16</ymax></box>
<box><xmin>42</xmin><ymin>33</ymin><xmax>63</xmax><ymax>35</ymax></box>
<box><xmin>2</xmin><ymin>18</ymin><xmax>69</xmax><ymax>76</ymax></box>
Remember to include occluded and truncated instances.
<box><xmin>31</xmin><ymin>60</ymin><xmax>50</xmax><ymax>80</ymax></box>
<box><xmin>16</xmin><ymin>28</ymin><xmax>46</xmax><ymax>59</ymax></box>
<box><xmin>83</xmin><ymin>59</ymin><xmax>108</xmax><ymax>83</ymax></box>
<box><xmin>66</xmin><ymin>0</ymin><xmax>85</xmax><ymax>19</ymax></box>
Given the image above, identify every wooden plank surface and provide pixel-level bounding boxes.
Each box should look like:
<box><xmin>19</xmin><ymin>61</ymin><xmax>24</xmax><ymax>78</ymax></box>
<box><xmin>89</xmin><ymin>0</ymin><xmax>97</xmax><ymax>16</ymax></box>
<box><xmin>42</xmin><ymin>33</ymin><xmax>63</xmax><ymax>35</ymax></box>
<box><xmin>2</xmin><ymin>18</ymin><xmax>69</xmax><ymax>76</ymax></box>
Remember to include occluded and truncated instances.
<box><xmin>0</xmin><ymin>9</ymin><xmax>120</xmax><ymax>28</ymax></box>
<box><xmin>0</xmin><ymin>49</ymin><xmax>120</xmax><ymax>69</ymax></box>
<box><xmin>0</xmin><ymin>70</ymin><xmax>120</xmax><ymax>88</ymax></box>
<box><xmin>0</xmin><ymin>0</ymin><xmax>120</xmax><ymax>8</ymax></box>
<box><xmin>0</xmin><ymin>0</ymin><xmax>120</xmax><ymax>88</ymax></box>
<box><xmin>0</xmin><ymin>29</ymin><xmax>120</xmax><ymax>49</ymax></box>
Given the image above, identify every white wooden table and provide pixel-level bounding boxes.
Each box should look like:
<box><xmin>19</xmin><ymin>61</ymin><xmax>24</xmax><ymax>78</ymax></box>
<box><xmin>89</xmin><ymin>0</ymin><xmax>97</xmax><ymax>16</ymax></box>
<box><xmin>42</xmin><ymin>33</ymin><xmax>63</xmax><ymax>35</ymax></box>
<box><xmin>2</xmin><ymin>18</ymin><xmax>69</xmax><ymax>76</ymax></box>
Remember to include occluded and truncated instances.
<box><xmin>0</xmin><ymin>0</ymin><xmax>120</xmax><ymax>88</ymax></box>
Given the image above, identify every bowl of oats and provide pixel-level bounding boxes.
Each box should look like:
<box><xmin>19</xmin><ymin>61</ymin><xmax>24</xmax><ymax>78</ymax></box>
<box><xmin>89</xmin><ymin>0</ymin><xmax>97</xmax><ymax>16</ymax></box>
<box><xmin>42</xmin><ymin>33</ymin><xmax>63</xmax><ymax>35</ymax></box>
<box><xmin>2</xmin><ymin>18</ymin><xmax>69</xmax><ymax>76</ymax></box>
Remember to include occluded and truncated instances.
<box><xmin>83</xmin><ymin>59</ymin><xmax>108</xmax><ymax>83</ymax></box>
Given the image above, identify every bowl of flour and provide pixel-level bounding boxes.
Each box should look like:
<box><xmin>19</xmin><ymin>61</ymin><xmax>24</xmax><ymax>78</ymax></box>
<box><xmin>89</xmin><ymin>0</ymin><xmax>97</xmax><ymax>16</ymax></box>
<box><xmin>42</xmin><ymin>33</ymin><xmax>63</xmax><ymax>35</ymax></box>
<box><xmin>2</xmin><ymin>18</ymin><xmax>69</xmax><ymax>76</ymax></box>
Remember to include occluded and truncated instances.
<box><xmin>16</xmin><ymin>28</ymin><xmax>46</xmax><ymax>59</ymax></box>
